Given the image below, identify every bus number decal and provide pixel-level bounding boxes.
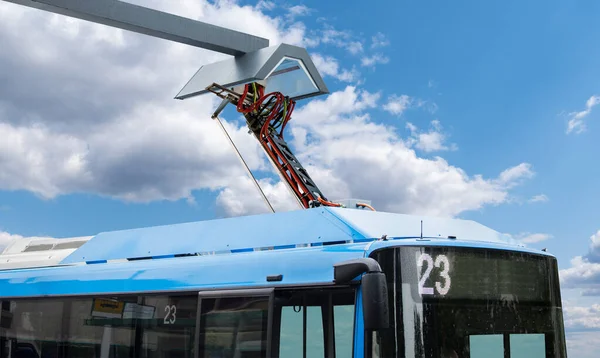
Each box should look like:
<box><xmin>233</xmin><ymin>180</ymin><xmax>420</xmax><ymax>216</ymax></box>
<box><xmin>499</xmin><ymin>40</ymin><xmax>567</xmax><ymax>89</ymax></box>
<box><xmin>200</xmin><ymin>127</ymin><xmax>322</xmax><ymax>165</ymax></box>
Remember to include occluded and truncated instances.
<box><xmin>416</xmin><ymin>253</ymin><xmax>451</xmax><ymax>296</ymax></box>
<box><xmin>164</xmin><ymin>305</ymin><xmax>177</xmax><ymax>324</ymax></box>
<box><xmin>434</xmin><ymin>254</ymin><xmax>451</xmax><ymax>295</ymax></box>
<box><xmin>416</xmin><ymin>253</ymin><xmax>434</xmax><ymax>295</ymax></box>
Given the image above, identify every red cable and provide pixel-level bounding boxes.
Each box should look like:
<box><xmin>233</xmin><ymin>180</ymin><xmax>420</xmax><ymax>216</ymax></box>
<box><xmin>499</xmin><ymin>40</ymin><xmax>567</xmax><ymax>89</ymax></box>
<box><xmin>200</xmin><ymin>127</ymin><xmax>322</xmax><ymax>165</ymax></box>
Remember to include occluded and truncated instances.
<box><xmin>236</xmin><ymin>84</ymin><xmax>343</xmax><ymax>208</ymax></box>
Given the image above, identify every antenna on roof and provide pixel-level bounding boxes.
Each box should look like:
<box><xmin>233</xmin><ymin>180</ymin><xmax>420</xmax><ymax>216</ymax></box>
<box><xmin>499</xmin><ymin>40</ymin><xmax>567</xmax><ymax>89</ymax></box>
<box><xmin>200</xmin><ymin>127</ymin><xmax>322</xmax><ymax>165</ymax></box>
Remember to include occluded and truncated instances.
<box><xmin>420</xmin><ymin>220</ymin><xmax>423</xmax><ymax>240</ymax></box>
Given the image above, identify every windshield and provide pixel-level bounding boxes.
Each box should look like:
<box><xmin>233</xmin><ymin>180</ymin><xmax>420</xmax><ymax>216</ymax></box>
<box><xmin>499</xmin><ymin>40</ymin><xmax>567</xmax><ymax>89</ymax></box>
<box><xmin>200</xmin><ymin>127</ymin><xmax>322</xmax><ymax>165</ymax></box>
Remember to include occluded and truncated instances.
<box><xmin>369</xmin><ymin>246</ymin><xmax>566</xmax><ymax>358</ymax></box>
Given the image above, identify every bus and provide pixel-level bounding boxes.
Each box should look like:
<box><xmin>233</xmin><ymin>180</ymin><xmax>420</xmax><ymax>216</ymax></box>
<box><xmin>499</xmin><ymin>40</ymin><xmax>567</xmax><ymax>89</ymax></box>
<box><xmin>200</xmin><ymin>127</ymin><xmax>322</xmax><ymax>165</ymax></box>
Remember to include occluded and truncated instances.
<box><xmin>0</xmin><ymin>207</ymin><xmax>566</xmax><ymax>358</ymax></box>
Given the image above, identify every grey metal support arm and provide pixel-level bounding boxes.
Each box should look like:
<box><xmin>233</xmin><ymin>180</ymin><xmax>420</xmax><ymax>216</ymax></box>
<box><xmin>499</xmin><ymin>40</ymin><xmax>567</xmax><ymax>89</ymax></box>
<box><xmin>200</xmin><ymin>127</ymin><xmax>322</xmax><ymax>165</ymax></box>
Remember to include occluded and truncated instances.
<box><xmin>3</xmin><ymin>0</ymin><xmax>269</xmax><ymax>56</ymax></box>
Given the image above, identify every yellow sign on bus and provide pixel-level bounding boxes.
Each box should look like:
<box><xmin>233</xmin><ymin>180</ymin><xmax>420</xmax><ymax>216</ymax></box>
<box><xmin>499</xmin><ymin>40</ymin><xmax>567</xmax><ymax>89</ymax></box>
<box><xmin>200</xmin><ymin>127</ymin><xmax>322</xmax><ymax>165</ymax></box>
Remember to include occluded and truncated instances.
<box><xmin>91</xmin><ymin>298</ymin><xmax>124</xmax><ymax>318</ymax></box>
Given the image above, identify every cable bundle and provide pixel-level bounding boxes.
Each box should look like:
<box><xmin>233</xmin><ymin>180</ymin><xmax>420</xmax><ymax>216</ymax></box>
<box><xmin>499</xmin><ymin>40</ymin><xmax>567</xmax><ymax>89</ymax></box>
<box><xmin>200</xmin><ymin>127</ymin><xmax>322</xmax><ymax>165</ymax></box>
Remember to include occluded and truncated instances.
<box><xmin>236</xmin><ymin>83</ymin><xmax>295</xmax><ymax>140</ymax></box>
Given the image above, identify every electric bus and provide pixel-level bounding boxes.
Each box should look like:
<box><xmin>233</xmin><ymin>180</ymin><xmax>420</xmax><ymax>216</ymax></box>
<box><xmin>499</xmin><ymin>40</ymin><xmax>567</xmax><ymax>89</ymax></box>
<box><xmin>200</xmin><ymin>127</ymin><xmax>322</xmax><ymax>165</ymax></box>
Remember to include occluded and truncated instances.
<box><xmin>0</xmin><ymin>207</ymin><xmax>566</xmax><ymax>357</ymax></box>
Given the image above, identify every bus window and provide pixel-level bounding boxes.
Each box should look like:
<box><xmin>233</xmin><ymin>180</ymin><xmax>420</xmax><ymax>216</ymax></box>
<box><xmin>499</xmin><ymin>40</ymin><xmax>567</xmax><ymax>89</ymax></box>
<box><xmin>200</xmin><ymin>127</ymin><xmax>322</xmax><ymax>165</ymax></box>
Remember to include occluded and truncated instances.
<box><xmin>197</xmin><ymin>296</ymin><xmax>269</xmax><ymax>358</ymax></box>
<box><xmin>0</xmin><ymin>297</ymin><xmax>139</xmax><ymax>358</ymax></box>
<box><xmin>333</xmin><ymin>305</ymin><xmax>354</xmax><ymax>358</ymax></box>
<box><xmin>274</xmin><ymin>288</ymin><xmax>356</xmax><ymax>358</ymax></box>
<box><xmin>138</xmin><ymin>294</ymin><xmax>198</xmax><ymax>358</ymax></box>
<box><xmin>510</xmin><ymin>334</ymin><xmax>545</xmax><ymax>358</ymax></box>
<box><xmin>279</xmin><ymin>306</ymin><xmax>325</xmax><ymax>358</ymax></box>
<box><xmin>0</xmin><ymin>294</ymin><xmax>198</xmax><ymax>358</ymax></box>
<box><xmin>469</xmin><ymin>335</ymin><xmax>503</xmax><ymax>358</ymax></box>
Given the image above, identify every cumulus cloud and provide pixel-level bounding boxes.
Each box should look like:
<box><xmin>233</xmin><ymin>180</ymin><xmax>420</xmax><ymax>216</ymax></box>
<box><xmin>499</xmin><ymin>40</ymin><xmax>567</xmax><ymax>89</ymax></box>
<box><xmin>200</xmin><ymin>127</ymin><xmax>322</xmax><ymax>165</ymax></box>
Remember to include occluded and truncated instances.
<box><xmin>587</xmin><ymin>230</ymin><xmax>600</xmax><ymax>262</ymax></box>
<box><xmin>217</xmin><ymin>86</ymin><xmax>534</xmax><ymax>217</ymax></box>
<box><xmin>361</xmin><ymin>53</ymin><xmax>390</xmax><ymax>67</ymax></box>
<box><xmin>566</xmin><ymin>95</ymin><xmax>600</xmax><ymax>134</ymax></box>
<box><xmin>383</xmin><ymin>95</ymin><xmax>412</xmax><ymax>116</ymax></box>
<box><xmin>287</xmin><ymin>5</ymin><xmax>312</xmax><ymax>18</ymax></box>
<box><xmin>405</xmin><ymin>120</ymin><xmax>457</xmax><ymax>153</ymax></box>
<box><xmin>560</xmin><ymin>230</ymin><xmax>600</xmax><ymax>294</ymax></box>
<box><xmin>216</xmin><ymin>176</ymin><xmax>300</xmax><ymax>217</ymax></box>
<box><xmin>383</xmin><ymin>95</ymin><xmax>437</xmax><ymax>116</ymax></box>
<box><xmin>564</xmin><ymin>304</ymin><xmax>600</xmax><ymax>331</ymax></box>
<box><xmin>318</xmin><ymin>25</ymin><xmax>363</xmax><ymax>55</ymax></box>
<box><xmin>0</xmin><ymin>0</ymin><xmax>309</xmax><ymax>203</ymax></box>
<box><xmin>311</xmin><ymin>53</ymin><xmax>359</xmax><ymax>83</ymax></box>
<box><xmin>282</xmin><ymin>86</ymin><xmax>532</xmax><ymax>217</ymax></box>
<box><xmin>496</xmin><ymin>163</ymin><xmax>535</xmax><ymax>188</ymax></box>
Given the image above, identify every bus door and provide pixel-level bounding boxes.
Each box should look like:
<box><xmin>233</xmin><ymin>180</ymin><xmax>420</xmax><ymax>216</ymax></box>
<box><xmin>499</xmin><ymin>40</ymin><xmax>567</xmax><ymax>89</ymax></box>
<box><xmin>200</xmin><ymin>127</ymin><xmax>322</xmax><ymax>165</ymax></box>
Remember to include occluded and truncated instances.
<box><xmin>196</xmin><ymin>288</ymin><xmax>275</xmax><ymax>358</ymax></box>
<box><xmin>195</xmin><ymin>287</ymin><xmax>358</xmax><ymax>358</ymax></box>
<box><xmin>270</xmin><ymin>287</ymin><xmax>357</xmax><ymax>358</ymax></box>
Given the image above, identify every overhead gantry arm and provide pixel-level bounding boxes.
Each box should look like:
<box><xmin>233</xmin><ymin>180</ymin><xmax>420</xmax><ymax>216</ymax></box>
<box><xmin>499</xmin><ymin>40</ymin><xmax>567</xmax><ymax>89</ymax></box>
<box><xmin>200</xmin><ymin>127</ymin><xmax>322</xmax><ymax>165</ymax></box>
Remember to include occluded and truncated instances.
<box><xmin>2</xmin><ymin>0</ymin><xmax>269</xmax><ymax>56</ymax></box>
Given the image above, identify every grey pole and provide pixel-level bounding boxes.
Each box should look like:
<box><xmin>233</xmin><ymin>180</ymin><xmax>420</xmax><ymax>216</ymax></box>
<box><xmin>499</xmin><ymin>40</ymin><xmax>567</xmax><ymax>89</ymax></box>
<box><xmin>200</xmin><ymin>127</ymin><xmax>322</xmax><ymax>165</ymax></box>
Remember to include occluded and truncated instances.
<box><xmin>211</xmin><ymin>99</ymin><xmax>276</xmax><ymax>214</ymax></box>
<box><xmin>3</xmin><ymin>0</ymin><xmax>269</xmax><ymax>56</ymax></box>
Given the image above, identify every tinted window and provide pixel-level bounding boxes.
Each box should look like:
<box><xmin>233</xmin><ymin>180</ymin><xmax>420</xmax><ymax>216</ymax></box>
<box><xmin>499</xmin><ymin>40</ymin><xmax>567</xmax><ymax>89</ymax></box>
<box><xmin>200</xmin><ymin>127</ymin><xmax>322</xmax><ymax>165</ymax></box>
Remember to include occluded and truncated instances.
<box><xmin>0</xmin><ymin>294</ymin><xmax>197</xmax><ymax>358</ymax></box>
<box><xmin>140</xmin><ymin>295</ymin><xmax>197</xmax><ymax>358</ymax></box>
<box><xmin>197</xmin><ymin>296</ymin><xmax>269</xmax><ymax>358</ymax></box>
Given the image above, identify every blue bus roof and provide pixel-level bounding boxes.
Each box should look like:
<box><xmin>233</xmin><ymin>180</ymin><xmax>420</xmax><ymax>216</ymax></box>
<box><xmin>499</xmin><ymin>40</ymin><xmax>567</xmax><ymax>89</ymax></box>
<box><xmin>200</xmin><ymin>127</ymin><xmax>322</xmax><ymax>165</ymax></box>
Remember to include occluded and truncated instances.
<box><xmin>60</xmin><ymin>207</ymin><xmax>520</xmax><ymax>264</ymax></box>
<box><xmin>0</xmin><ymin>208</ymin><xmax>550</xmax><ymax>298</ymax></box>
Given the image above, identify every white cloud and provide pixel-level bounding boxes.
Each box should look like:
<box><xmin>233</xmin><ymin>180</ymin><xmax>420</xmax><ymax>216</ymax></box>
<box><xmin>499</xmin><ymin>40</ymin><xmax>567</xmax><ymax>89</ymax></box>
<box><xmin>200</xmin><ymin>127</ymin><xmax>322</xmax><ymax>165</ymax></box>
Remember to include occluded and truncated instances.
<box><xmin>566</xmin><ymin>331</ymin><xmax>600</xmax><ymax>358</ymax></box>
<box><xmin>285</xmin><ymin>86</ymin><xmax>533</xmax><ymax>217</ymax></box>
<box><xmin>0</xmin><ymin>100</ymin><xmax>273</xmax><ymax>202</ymax></box>
<box><xmin>217</xmin><ymin>86</ymin><xmax>533</xmax><ymax>217</ymax></box>
<box><xmin>287</xmin><ymin>5</ymin><xmax>312</xmax><ymax>18</ymax></box>
<box><xmin>591</xmin><ymin>230</ymin><xmax>600</xmax><ymax>253</ymax></box>
<box><xmin>0</xmin><ymin>232</ymin><xmax>24</xmax><ymax>250</ymax></box>
<box><xmin>383</xmin><ymin>94</ymin><xmax>412</xmax><ymax>116</ymax></box>
<box><xmin>255</xmin><ymin>0</ymin><xmax>276</xmax><ymax>11</ymax></box>
<box><xmin>371</xmin><ymin>32</ymin><xmax>390</xmax><ymax>49</ymax></box>
<box><xmin>361</xmin><ymin>53</ymin><xmax>390</xmax><ymax>67</ymax></box>
<box><xmin>566</xmin><ymin>95</ymin><xmax>600</xmax><ymax>134</ymax></box>
<box><xmin>560</xmin><ymin>230</ymin><xmax>600</xmax><ymax>294</ymax></box>
<box><xmin>564</xmin><ymin>304</ymin><xmax>600</xmax><ymax>331</ymax></box>
<box><xmin>559</xmin><ymin>231</ymin><xmax>600</xmax><ymax>356</ymax></box>
<box><xmin>405</xmin><ymin>120</ymin><xmax>457</xmax><ymax>153</ymax></box>
<box><xmin>215</xmin><ymin>176</ymin><xmax>300</xmax><ymax>217</ymax></box>
<box><xmin>346</xmin><ymin>42</ymin><xmax>364</xmax><ymax>55</ymax></box>
<box><xmin>514</xmin><ymin>232</ymin><xmax>553</xmax><ymax>244</ymax></box>
<box><xmin>319</xmin><ymin>26</ymin><xmax>364</xmax><ymax>55</ymax></box>
<box><xmin>529</xmin><ymin>194</ymin><xmax>549</xmax><ymax>203</ymax></box>
<box><xmin>383</xmin><ymin>95</ymin><xmax>437</xmax><ymax>116</ymax></box>
<box><xmin>311</xmin><ymin>53</ymin><xmax>359</xmax><ymax>83</ymax></box>
<box><xmin>561</xmin><ymin>256</ymin><xmax>600</xmax><ymax>289</ymax></box>
<box><xmin>0</xmin><ymin>122</ymin><xmax>89</xmax><ymax>198</ymax></box>
<box><xmin>0</xmin><ymin>0</ymin><xmax>307</xmax><ymax>203</ymax></box>
<box><xmin>496</xmin><ymin>163</ymin><xmax>535</xmax><ymax>188</ymax></box>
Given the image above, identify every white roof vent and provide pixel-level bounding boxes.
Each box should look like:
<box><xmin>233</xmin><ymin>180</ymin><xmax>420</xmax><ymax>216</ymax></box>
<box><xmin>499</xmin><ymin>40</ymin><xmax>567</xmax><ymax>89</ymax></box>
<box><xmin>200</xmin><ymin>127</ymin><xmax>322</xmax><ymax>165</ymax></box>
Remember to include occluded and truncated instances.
<box><xmin>0</xmin><ymin>236</ymin><xmax>93</xmax><ymax>270</ymax></box>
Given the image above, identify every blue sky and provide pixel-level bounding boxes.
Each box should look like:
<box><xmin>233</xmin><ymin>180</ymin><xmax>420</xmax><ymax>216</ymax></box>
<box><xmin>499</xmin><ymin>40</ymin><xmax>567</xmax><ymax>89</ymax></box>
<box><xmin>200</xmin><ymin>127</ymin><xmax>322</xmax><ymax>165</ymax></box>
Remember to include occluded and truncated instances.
<box><xmin>0</xmin><ymin>0</ymin><xmax>599</xmax><ymax>356</ymax></box>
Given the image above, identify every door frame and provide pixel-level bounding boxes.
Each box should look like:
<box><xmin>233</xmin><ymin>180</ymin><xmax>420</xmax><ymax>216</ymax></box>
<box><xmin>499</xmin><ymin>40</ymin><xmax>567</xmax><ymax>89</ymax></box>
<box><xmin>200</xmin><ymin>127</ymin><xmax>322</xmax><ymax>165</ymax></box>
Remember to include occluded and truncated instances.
<box><xmin>195</xmin><ymin>288</ymin><xmax>275</xmax><ymax>358</ymax></box>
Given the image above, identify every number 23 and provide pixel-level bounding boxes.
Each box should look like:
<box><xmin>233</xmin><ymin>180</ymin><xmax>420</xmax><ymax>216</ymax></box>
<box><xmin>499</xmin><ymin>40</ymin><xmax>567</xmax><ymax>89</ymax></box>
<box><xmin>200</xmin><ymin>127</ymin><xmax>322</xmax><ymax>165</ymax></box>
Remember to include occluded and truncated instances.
<box><xmin>164</xmin><ymin>305</ymin><xmax>176</xmax><ymax>324</ymax></box>
<box><xmin>416</xmin><ymin>253</ymin><xmax>451</xmax><ymax>295</ymax></box>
